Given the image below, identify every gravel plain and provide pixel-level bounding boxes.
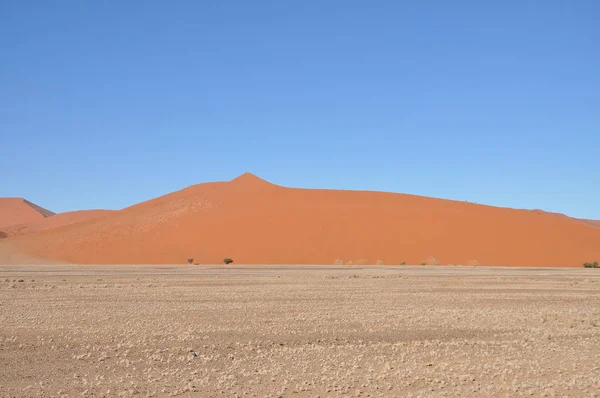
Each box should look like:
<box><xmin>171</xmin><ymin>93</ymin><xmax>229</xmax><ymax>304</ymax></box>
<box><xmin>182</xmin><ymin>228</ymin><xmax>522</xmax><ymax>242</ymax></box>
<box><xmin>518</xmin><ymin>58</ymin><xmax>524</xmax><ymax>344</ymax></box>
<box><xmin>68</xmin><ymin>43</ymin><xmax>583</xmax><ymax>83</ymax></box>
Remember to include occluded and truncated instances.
<box><xmin>1</xmin><ymin>265</ymin><xmax>599</xmax><ymax>397</ymax></box>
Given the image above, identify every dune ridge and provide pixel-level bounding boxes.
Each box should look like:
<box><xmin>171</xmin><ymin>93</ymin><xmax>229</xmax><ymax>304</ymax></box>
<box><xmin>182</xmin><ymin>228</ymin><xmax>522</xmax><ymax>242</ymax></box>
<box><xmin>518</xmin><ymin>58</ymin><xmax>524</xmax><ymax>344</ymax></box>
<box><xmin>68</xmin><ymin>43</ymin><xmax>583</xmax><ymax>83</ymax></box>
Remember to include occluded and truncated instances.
<box><xmin>580</xmin><ymin>219</ymin><xmax>600</xmax><ymax>229</ymax></box>
<box><xmin>5</xmin><ymin>173</ymin><xmax>599</xmax><ymax>267</ymax></box>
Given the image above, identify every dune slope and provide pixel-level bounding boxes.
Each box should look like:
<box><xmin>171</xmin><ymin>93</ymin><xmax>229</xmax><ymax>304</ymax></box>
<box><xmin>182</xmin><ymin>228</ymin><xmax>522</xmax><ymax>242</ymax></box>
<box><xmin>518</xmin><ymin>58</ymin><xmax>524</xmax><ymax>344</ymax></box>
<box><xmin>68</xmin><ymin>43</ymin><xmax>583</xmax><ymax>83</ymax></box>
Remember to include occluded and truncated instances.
<box><xmin>0</xmin><ymin>210</ymin><xmax>115</xmax><ymax>238</ymax></box>
<box><xmin>8</xmin><ymin>173</ymin><xmax>600</xmax><ymax>266</ymax></box>
<box><xmin>0</xmin><ymin>198</ymin><xmax>55</xmax><ymax>229</ymax></box>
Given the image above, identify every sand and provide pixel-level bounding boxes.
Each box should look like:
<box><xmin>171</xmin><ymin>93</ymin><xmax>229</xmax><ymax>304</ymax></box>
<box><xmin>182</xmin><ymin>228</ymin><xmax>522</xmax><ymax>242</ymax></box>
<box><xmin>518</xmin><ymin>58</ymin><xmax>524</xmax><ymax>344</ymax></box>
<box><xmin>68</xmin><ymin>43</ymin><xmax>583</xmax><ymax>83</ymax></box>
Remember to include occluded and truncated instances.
<box><xmin>0</xmin><ymin>210</ymin><xmax>114</xmax><ymax>238</ymax></box>
<box><xmin>1</xmin><ymin>264</ymin><xmax>599</xmax><ymax>397</ymax></box>
<box><xmin>0</xmin><ymin>198</ymin><xmax>54</xmax><ymax>229</ymax></box>
<box><xmin>582</xmin><ymin>219</ymin><xmax>600</xmax><ymax>229</ymax></box>
<box><xmin>4</xmin><ymin>173</ymin><xmax>600</xmax><ymax>267</ymax></box>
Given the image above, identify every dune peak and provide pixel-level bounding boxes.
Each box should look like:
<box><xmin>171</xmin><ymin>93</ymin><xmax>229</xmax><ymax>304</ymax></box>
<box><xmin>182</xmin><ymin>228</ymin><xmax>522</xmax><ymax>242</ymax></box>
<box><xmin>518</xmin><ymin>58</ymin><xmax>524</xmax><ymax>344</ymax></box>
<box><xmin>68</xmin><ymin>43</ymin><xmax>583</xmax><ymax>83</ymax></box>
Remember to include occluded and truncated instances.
<box><xmin>230</xmin><ymin>172</ymin><xmax>273</xmax><ymax>186</ymax></box>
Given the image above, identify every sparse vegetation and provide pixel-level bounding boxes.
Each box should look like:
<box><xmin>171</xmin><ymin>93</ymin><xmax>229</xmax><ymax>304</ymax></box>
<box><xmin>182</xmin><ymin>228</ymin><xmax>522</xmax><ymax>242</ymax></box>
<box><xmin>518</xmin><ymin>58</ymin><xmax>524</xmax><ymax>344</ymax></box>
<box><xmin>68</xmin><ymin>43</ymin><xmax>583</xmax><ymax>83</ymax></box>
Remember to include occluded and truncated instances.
<box><xmin>334</xmin><ymin>259</ymin><xmax>344</xmax><ymax>265</ymax></box>
<box><xmin>376</xmin><ymin>260</ymin><xmax>384</xmax><ymax>265</ymax></box>
<box><xmin>223</xmin><ymin>258</ymin><xmax>234</xmax><ymax>264</ymax></box>
<box><xmin>583</xmin><ymin>261</ymin><xmax>599</xmax><ymax>268</ymax></box>
<box><xmin>419</xmin><ymin>262</ymin><xmax>426</xmax><ymax>266</ymax></box>
<box><xmin>400</xmin><ymin>261</ymin><xmax>406</xmax><ymax>265</ymax></box>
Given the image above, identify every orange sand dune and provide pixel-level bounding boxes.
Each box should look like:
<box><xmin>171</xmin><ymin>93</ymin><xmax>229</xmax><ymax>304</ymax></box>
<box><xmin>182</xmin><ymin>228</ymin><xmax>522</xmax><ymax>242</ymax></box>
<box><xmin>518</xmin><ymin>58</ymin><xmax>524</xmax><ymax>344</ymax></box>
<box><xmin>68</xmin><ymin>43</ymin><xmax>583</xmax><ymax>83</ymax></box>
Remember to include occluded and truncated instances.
<box><xmin>0</xmin><ymin>198</ymin><xmax>54</xmax><ymax>229</ymax></box>
<box><xmin>1</xmin><ymin>210</ymin><xmax>114</xmax><ymax>238</ymax></box>
<box><xmin>6</xmin><ymin>173</ymin><xmax>600</xmax><ymax>266</ymax></box>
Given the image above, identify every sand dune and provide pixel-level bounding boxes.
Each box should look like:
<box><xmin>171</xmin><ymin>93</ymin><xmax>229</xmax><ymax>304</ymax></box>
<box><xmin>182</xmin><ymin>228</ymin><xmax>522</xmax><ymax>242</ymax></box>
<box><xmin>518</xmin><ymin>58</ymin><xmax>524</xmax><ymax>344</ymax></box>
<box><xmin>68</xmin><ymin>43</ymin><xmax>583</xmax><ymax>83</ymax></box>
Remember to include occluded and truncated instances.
<box><xmin>6</xmin><ymin>173</ymin><xmax>600</xmax><ymax>267</ymax></box>
<box><xmin>0</xmin><ymin>209</ymin><xmax>114</xmax><ymax>238</ymax></box>
<box><xmin>0</xmin><ymin>198</ymin><xmax>54</xmax><ymax>229</ymax></box>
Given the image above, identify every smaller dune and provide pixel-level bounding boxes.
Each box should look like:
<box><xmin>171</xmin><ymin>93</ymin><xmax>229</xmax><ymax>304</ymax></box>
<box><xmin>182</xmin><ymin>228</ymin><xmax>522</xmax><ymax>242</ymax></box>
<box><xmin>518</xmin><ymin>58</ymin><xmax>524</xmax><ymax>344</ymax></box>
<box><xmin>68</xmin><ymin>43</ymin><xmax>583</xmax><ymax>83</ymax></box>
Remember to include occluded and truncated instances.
<box><xmin>0</xmin><ymin>210</ymin><xmax>114</xmax><ymax>238</ymax></box>
<box><xmin>0</xmin><ymin>198</ymin><xmax>54</xmax><ymax>228</ymax></box>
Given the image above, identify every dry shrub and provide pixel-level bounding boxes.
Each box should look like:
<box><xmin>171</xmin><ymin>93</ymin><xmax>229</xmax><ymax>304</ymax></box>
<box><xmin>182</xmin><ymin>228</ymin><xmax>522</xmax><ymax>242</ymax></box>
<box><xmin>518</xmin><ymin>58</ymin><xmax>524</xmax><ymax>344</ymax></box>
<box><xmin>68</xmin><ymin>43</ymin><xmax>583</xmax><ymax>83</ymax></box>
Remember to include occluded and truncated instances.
<box><xmin>334</xmin><ymin>259</ymin><xmax>344</xmax><ymax>265</ymax></box>
<box><xmin>376</xmin><ymin>260</ymin><xmax>384</xmax><ymax>265</ymax></box>
<box><xmin>467</xmin><ymin>260</ymin><xmax>480</xmax><ymax>266</ymax></box>
<box><xmin>427</xmin><ymin>257</ymin><xmax>439</xmax><ymax>265</ymax></box>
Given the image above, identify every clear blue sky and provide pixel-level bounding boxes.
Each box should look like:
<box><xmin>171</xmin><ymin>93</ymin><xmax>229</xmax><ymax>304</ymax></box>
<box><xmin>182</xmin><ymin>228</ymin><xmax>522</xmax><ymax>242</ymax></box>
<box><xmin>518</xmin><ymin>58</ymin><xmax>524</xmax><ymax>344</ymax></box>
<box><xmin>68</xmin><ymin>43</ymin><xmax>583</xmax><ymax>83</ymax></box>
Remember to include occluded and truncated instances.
<box><xmin>1</xmin><ymin>1</ymin><xmax>599</xmax><ymax>218</ymax></box>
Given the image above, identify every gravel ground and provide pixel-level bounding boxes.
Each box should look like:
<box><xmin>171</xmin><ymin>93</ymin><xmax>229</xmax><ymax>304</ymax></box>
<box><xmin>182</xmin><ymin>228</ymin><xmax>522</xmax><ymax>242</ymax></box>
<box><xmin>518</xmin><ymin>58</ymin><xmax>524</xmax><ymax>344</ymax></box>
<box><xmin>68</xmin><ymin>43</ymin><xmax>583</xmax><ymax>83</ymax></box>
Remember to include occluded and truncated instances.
<box><xmin>1</xmin><ymin>265</ymin><xmax>599</xmax><ymax>397</ymax></box>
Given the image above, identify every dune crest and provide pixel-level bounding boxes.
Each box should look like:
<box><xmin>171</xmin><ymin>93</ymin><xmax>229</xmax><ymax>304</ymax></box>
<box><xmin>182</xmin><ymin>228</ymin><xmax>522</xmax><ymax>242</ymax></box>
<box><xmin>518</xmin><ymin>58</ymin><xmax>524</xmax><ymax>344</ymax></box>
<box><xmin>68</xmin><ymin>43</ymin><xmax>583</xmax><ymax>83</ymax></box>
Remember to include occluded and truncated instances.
<box><xmin>581</xmin><ymin>219</ymin><xmax>600</xmax><ymax>229</ymax></box>
<box><xmin>228</xmin><ymin>172</ymin><xmax>280</xmax><ymax>192</ymax></box>
<box><xmin>230</xmin><ymin>172</ymin><xmax>270</xmax><ymax>184</ymax></box>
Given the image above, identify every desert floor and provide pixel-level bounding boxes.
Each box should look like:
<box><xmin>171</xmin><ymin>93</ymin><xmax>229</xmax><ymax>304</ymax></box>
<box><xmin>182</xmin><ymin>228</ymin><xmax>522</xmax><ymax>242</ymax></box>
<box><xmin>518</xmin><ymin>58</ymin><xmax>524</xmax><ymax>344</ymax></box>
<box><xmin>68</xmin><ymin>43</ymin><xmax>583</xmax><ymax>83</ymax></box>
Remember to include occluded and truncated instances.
<box><xmin>1</xmin><ymin>265</ymin><xmax>599</xmax><ymax>397</ymax></box>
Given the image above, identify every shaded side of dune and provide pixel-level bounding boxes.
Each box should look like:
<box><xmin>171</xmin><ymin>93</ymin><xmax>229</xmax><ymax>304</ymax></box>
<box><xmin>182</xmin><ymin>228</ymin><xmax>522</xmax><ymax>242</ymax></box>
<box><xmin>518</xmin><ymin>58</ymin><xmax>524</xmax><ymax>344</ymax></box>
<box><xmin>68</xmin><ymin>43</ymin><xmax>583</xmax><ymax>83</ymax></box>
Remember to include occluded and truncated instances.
<box><xmin>580</xmin><ymin>219</ymin><xmax>600</xmax><ymax>229</ymax></box>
